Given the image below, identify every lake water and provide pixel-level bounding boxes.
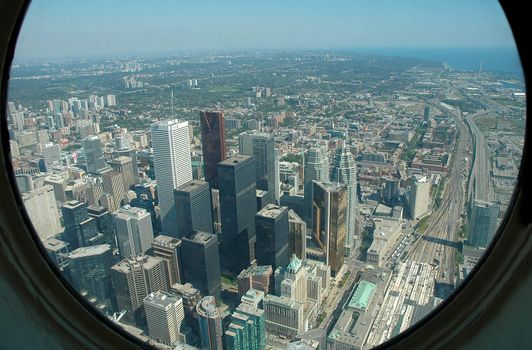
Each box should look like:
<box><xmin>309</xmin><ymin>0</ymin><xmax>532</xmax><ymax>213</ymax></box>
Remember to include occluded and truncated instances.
<box><xmin>356</xmin><ymin>47</ymin><xmax>524</xmax><ymax>77</ymax></box>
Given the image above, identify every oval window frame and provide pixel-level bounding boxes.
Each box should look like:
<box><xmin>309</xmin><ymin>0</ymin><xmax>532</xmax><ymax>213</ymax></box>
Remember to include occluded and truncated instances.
<box><xmin>0</xmin><ymin>1</ymin><xmax>529</xmax><ymax>349</ymax></box>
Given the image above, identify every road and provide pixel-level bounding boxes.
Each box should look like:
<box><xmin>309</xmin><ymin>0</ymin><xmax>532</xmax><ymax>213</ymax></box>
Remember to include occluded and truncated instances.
<box><xmin>316</xmin><ymin>263</ymin><xmax>359</xmax><ymax>330</ymax></box>
<box><xmin>404</xmin><ymin>102</ymin><xmax>470</xmax><ymax>286</ymax></box>
<box><xmin>464</xmin><ymin>110</ymin><xmax>495</xmax><ymax>203</ymax></box>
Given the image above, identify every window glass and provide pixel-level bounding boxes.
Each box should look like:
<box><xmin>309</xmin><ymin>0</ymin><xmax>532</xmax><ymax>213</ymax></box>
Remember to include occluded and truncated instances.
<box><xmin>6</xmin><ymin>1</ymin><xmax>525</xmax><ymax>349</ymax></box>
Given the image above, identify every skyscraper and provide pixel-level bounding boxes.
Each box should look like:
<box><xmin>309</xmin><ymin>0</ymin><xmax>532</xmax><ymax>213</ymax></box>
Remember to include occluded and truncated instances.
<box><xmin>113</xmin><ymin>205</ymin><xmax>154</xmax><ymax>258</ymax></box>
<box><xmin>331</xmin><ymin>140</ymin><xmax>358</xmax><ymax>256</ymax></box>
<box><xmin>199</xmin><ymin>111</ymin><xmax>226</xmax><ymax>189</ymax></box>
<box><xmin>88</xmin><ymin>204</ymin><xmax>116</xmax><ymax>248</ymax></box>
<box><xmin>41</xmin><ymin>142</ymin><xmax>61</xmax><ymax>171</ymax></box>
<box><xmin>255</xmin><ymin>204</ymin><xmax>290</xmax><ymax>271</ymax></box>
<box><xmin>288</xmin><ymin>209</ymin><xmax>306</xmax><ymax>260</ymax></box>
<box><xmin>152</xmin><ymin>235</ymin><xmax>183</xmax><ymax>286</ymax></box>
<box><xmin>468</xmin><ymin>200</ymin><xmax>500</xmax><ymax>248</ymax></box>
<box><xmin>274</xmin><ymin>255</ymin><xmax>307</xmax><ymax>303</ymax></box>
<box><xmin>383</xmin><ymin>176</ymin><xmax>400</xmax><ymax>206</ymax></box>
<box><xmin>15</xmin><ymin>173</ymin><xmax>33</xmax><ymax>193</ymax></box>
<box><xmin>113</xmin><ymin>148</ymin><xmax>140</xmax><ymax>184</ymax></box>
<box><xmin>83</xmin><ymin>136</ymin><xmax>107</xmax><ymax>173</ymax></box>
<box><xmin>217</xmin><ymin>155</ymin><xmax>257</xmax><ymax>272</ymax></box>
<box><xmin>423</xmin><ymin>105</ymin><xmax>431</xmax><ymax>122</ymax></box>
<box><xmin>239</xmin><ymin>131</ymin><xmax>278</xmax><ymax>206</ymax></box>
<box><xmin>312</xmin><ymin>181</ymin><xmax>347</xmax><ymax>276</ymax></box>
<box><xmin>62</xmin><ymin>200</ymin><xmax>102</xmax><ymax>249</ymax></box>
<box><xmin>151</xmin><ymin>120</ymin><xmax>193</xmax><ymax>236</ymax></box>
<box><xmin>225</xmin><ymin>303</ymin><xmax>265</xmax><ymax>350</ymax></box>
<box><xmin>196</xmin><ymin>296</ymin><xmax>223</xmax><ymax>350</ymax></box>
<box><xmin>102</xmin><ymin>171</ymin><xmax>126</xmax><ymax>212</ymax></box>
<box><xmin>144</xmin><ymin>291</ymin><xmax>186</xmax><ymax>346</ymax></box>
<box><xmin>110</xmin><ymin>156</ymin><xmax>136</xmax><ymax>191</ymax></box>
<box><xmin>237</xmin><ymin>265</ymin><xmax>273</xmax><ymax>296</ymax></box>
<box><xmin>21</xmin><ymin>185</ymin><xmax>62</xmax><ymax>240</ymax></box>
<box><xmin>408</xmin><ymin>175</ymin><xmax>431</xmax><ymax>220</ymax></box>
<box><xmin>44</xmin><ymin>174</ymin><xmax>67</xmax><ymax>203</ymax></box>
<box><xmin>111</xmin><ymin>255</ymin><xmax>168</xmax><ymax>326</ymax></box>
<box><xmin>174</xmin><ymin>180</ymin><xmax>214</xmax><ymax>236</ymax></box>
<box><xmin>115</xmin><ymin>134</ymin><xmax>130</xmax><ymax>150</ymax></box>
<box><xmin>263</xmin><ymin>294</ymin><xmax>304</xmax><ymax>340</ymax></box>
<box><xmin>304</xmin><ymin>146</ymin><xmax>329</xmax><ymax>224</ymax></box>
<box><xmin>181</xmin><ymin>231</ymin><xmax>222</xmax><ymax>299</ymax></box>
<box><xmin>68</xmin><ymin>244</ymin><xmax>113</xmax><ymax>310</ymax></box>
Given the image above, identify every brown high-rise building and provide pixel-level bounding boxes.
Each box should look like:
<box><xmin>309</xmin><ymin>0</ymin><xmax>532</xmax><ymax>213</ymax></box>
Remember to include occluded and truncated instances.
<box><xmin>200</xmin><ymin>111</ymin><xmax>226</xmax><ymax>188</ymax></box>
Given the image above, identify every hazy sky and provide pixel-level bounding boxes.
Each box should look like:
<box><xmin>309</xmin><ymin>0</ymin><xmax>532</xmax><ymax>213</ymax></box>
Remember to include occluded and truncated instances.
<box><xmin>14</xmin><ymin>0</ymin><xmax>517</xmax><ymax>59</ymax></box>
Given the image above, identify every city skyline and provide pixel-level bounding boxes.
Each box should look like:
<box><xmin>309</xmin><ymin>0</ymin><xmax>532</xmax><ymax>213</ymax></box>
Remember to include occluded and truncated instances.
<box><xmin>7</xmin><ymin>45</ymin><xmax>524</xmax><ymax>349</ymax></box>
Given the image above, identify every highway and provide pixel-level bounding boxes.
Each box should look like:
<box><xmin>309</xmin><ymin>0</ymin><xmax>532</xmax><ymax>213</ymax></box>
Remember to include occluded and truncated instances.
<box><xmin>464</xmin><ymin>110</ymin><xmax>495</xmax><ymax>203</ymax></box>
<box><xmin>403</xmin><ymin>102</ymin><xmax>470</xmax><ymax>286</ymax></box>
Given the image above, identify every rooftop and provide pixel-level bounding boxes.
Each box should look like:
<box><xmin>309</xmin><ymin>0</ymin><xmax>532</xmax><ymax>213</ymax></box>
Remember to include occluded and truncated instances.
<box><xmin>69</xmin><ymin>244</ymin><xmax>111</xmax><ymax>259</ymax></box>
<box><xmin>111</xmin><ymin>156</ymin><xmax>132</xmax><ymax>164</ymax></box>
<box><xmin>152</xmin><ymin>234</ymin><xmax>181</xmax><ymax>248</ymax></box>
<box><xmin>143</xmin><ymin>291</ymin><xmax>182</xmax><ymax>308</ymax></box>
<box><xmin>111</xmin><ymin>255</ymin><xmax>163</xmax><ymax>273</ymax></box>
<box><xmin>21</xmin><ymin>185</ymin><xmax>54</xmax><ymax>200</ymax></box>
<box><xmin>176</xmin><ymin>180</ymin><xmax>208</xmax><ymax>193</ymax></box>
<box><xmin>196</xmin><ymin>296</ymin><xmax>220</xmax><ymax>318</ymax></box>
<box><xmin>42</xmin><ymin>238</ymin><xmax>68</xmax><ymax>252</ymax></box>
<box><xmin>256</xmin><ymin>204</ymin><xmax>287</xmax><ymax>219</ymax></box>
<box><xmin>240</xmin><ymin>288</ymin><xmax>265</xmax><ymax>306</ymax></box>
<box><xmin>170</xmin><ymin>282</ymin><xmax>200</xmax><ymax>296</ymax></box>
<box><xmin>63</xmin><ymin>200</ymin><xmax>83</xmax><ymax>208</ymax></box>
<box><xmin>287</xmin><ymin>254</ymin><xmax>303</xmax><ymax>272</ymax></box>
<box><xmin>113</xmin><ymin>205</ymin><xmax>148</xmax><ymax>218</ymax></box>
<box><xmin>185</xmin><ymin>231</ymin><xmax>216</xmax><ymax>244</ymax></box>
<box><xmin>238</xmin><ymin>265</ymin><xmax>272</xmax><ymax>278</ymax></box>
<box><xmin>348</xmin><ymin>281</ymin><xmax>376</xmax><ymax>311</ymax></box>
<box><xmin>288</xmin><ymin>209</ymin><xmax>305</xmax><ymax>223</ymax></box>
<box><xmin>263</xmin><ymin>294</ymin><xmax>303</xmax><ymax>309</ymax></box>
<box><xmin>218</xmin><ymin>154</ymin><xmax>252</xmax><ymax>166</ymax></box>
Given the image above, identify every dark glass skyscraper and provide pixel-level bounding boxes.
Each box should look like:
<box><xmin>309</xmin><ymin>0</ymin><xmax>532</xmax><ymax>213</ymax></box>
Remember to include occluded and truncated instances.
<box><xmin>196</xmin><ymin>296</ymin><xmax>223</xmax><ymax>350</ymax></box>
<box><xmin>312</xmin><ymin>181</ymin><xmax>347</xmax><ymax>276</ymax></box>
<box><xmin>87</xmin><ymin>204</ymin><xmax>116</xmax><ymax>249</ymax></box>
<box><xmin>468</xmin><ymin>200</ymin><xmax>500</xmax><ymax>248</ymax></box>
<box><xmin>68</xmin><ymin>244</ymin><xmax>114</xmax><ymax>310</ymax></box>
<box><xmin>200</xmin><ymin>111</ymin><xmax>226</xmax><ymax>189</ymax></box>
<box><xmin>62</xmin><ymin>200</ymin><xmax>103</xmax><ymax>249</ymax></box>
<box><xmin>255</xmin><ymin>204</ymin><xmax>290</xmax><ymax>271</ymax></box>
<box><xmin>181</xmin><ymin>231</ymin><xmax>222</xmax><ymax>299</ymax></box>
<box><xmin>175</xmin><ymin>180</ymin><xmax>214</xmax><ymax>237</ymax></box>
<box><xmin>217</xmin><ymin>155</ymin><xmax>257</xmax><ymax>273</ymax></box>
<box><xmin>83</xmin><ymin>136</ymin><xmax>107</xmax><ymax>174</ymax></box>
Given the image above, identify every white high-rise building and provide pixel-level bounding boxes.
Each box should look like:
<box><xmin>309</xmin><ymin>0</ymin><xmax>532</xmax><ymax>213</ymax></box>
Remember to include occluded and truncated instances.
<box><xmin>331</xmin><ymin>140</ymin><xmax>358</xmax><ymax>256</ymax></box>
<box><xmin>21</xmin><ymin>185</ymin><xmax>62</xmax><ymax>240</ymax></box>
<box><xmin>41</xmin><ymin>142</ymin><xmax>61</xmax><ymax>172</ymax></box>
<box><xmin>144</xmin><ymin>291</ymin><xmax>185</xmax><ymax>346</ymax></box>
<box><xmin>106</xmin><ymin>94</ymin><xmax>117</xmax><ymax>107</ymax></box>
<box><xmin>151</xmin><ymin>120</ymin><xmax>193</xmax><ymax>236</ymax></box>
<box><xmin>115</xmin><ymin>134</ymin><xmax>130</xmax><ymax>150</ymax></box>
<box><xmin>111</xmin><ymin>255</ymin><xmax>168</xmax><ymax>325</ymax></box>
<box><xmin>113</xmin><ymin>205</ymin><xmax>154</xmax><ymax>258</ymax></box>
<box><xmin>408</xmin><ymin>175</ymin><xmax>431</xmax><ymax>220</ymax></box>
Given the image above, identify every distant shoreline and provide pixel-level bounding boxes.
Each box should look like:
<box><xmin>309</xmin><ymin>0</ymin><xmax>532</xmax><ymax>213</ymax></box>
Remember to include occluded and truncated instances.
<box><xmin>12</xmin><ymin>47</ymin><xmax>524</xmax><ymax>78</ymax></box>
